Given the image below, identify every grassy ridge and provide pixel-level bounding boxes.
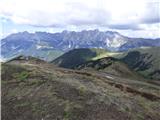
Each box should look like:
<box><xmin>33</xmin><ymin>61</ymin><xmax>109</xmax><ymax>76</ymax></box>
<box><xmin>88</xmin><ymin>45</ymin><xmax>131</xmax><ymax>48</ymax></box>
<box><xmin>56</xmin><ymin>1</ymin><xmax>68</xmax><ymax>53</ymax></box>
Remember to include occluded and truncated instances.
<box><xmin>52</xmin><ymin>48</ymin><xmax>122</xmax><ymax>68</ymax></box>
<box><xmin>52</xmin><ymin>47</ymin><xmax>160</xmax><ymax>80</ymax></box>
<box><xmin>2</xmin><ymin>57</ymin><xmax>160</xmax><ymax>120</ymax></box>
<box><xmin>121</xmin><ymin>47</ymin><xmax>160</xmax><ymax>80</ymax></box>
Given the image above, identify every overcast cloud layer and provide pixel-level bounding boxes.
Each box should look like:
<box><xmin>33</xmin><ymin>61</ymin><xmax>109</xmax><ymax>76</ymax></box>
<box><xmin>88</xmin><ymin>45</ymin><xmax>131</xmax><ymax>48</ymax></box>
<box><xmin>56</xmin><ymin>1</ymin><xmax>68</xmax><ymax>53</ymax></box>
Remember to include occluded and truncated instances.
<box><xmin>0</xmin><ymin>0</ymin><xmax>160</xmax><ymax>38</ymax></box>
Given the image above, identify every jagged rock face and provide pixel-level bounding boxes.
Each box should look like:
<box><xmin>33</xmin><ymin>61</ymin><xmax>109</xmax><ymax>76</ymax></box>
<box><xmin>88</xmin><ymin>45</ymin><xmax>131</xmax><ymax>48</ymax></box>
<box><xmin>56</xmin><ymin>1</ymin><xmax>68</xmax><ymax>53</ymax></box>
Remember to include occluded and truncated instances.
<box><xmin>1</xmin><ymin>30</ymin><xmax>160</xmax><ymax>61</ymax></box>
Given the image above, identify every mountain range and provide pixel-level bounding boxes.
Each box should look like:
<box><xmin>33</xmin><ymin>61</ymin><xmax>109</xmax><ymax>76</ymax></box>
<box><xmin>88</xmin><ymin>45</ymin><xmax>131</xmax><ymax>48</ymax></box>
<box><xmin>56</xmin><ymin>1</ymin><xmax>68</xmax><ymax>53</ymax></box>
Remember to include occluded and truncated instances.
<box><xmin>1</xmin><ymin>30</ymin><xmax>160</xmax><ymax>61</ymax></box>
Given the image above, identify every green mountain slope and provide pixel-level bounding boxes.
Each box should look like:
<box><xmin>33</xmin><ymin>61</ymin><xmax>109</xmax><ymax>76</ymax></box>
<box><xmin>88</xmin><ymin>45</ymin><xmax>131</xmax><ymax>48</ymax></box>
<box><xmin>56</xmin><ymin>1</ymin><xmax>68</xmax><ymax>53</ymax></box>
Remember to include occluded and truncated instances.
<box><xmin>52</xmin><ymin>48</ymin><xmax>120</xmax><ymax>68</ymax></box>
<box><xmin>2</xmin><ymin>57</ymin><xmax>160</xmax><ymax>120</ymax></box>
<box><xmin>52</xmin><ymin>47</ymin><xmax>160</xmax><ymax>80</ymax></box>
<box><xmin>121</xmin><ymin>47</ymin><xmax>160</xmax><ymax>80</ymax></box>
<box><xmin>76</xmin><ymin>57</ymin><xmax>142</xmax><ymax>79</ymax></box>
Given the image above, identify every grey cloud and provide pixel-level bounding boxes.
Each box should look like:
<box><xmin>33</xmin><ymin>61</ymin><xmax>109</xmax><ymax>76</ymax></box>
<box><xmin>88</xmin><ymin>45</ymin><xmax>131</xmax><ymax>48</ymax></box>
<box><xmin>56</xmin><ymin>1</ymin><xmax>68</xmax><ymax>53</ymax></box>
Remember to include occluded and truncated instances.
<box><xmin>67</xmin><ymin>9</ymin><xmax>111</xmax><ymax>26</ymax></box>
<box><xmin>141</xmin><ymin>2</ymin><xmax>160</xmax><ymax>24</ymax></box>
<box><xmin>64</xmin><ymin>3</ymin><xmax>111</xmax><ymax>26</ymax></box>
<box><xmin>28</xmin><ymin>4</ymin><xmax>111</xmax><ymax>28</ymax></box>
<box><xmin>108</xmin><ymin>24</ymin><xmax>140</xmax><ymax>30</ymax></box>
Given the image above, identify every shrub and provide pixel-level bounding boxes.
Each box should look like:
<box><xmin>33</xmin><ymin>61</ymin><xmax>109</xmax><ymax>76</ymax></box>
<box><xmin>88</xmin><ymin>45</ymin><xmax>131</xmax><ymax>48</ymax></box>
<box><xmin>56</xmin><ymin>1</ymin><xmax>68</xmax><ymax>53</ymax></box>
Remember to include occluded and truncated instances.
<box><xmin>13</xmin><ymin>71</ymin><xmax>29</xmax><ymax>81</ymax></box>
<box><xmin>78</xmin><ymin>85</ymin><xmax>87</xmax><ymax>96</ymax></box>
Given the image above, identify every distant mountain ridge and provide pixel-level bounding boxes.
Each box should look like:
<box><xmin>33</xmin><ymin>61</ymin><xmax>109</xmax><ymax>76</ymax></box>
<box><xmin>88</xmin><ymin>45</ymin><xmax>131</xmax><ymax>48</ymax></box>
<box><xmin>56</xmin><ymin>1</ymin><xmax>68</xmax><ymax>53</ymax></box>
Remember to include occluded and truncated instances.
<box><xmin>1</xmin><ymin>29</ymin><xmax>160</xmax><ymax>61</ymax></box>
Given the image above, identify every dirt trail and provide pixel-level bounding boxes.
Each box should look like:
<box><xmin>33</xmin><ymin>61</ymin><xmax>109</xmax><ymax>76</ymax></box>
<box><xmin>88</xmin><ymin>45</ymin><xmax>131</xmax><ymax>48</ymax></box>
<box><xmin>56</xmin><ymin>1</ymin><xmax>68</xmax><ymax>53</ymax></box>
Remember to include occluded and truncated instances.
<box><xmin>56</xmin><ymin>68</ymin><xmax>160</xmax><ymax>101</ymax></box>
<box><xmin>9</xmin><ymin>61</ymin><xmax>160</xmax><ymax>101</ymax></box>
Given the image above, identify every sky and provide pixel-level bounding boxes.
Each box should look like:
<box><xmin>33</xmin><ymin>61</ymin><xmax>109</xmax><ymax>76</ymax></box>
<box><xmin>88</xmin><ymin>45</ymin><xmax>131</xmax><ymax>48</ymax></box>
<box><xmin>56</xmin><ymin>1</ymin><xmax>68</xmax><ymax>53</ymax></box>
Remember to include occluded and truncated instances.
<box><xmin>0</xmin><ymin>0</ymin><xmax>160</xmax><ymax>38</ymax></box>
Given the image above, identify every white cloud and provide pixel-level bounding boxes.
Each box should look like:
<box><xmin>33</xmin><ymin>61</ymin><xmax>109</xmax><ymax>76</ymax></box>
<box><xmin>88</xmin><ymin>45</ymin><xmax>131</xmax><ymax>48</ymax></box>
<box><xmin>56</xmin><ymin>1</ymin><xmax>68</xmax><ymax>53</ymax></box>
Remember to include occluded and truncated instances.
<box><xmin>0</xmin><ymin>0</ymin><xmax>159</xmax><ymax>38</ymax></box>
<box><xmin>1</xmin><ymin>0</ymin><xmax>159</xmax><ymax>26</ymax></box>
<box><xmin>119</xmin><ymin>29</ymin><xmax>160</xmax><ymax>38</ymax></box>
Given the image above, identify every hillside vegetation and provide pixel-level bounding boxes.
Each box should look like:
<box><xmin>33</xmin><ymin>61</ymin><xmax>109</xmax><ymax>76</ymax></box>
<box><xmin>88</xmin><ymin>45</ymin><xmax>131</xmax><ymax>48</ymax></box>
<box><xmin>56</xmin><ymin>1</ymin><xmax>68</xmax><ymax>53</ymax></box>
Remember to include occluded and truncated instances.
<box><xmin>52</xmin><ymin>48</ymin><xmax>121</xmax><ymax>68</ymax></box>
<box><xmin>121</xmin><ymin>47</ymin><xmax>160</xmax><ymax>80</ymax></box>
<box><xmin>76</xmin><ymin>57</ymin><xmax>142</xmax><ymax>80</ymax></box>
<box><xmin>52</xmin><ymin>47</ymin><xmax>160</xmax><ymax>80</ymax></box>
<box><xmin>2</xmin><ymin>56</ymin><xmax>160</xmax><ymax>120</ymax></box>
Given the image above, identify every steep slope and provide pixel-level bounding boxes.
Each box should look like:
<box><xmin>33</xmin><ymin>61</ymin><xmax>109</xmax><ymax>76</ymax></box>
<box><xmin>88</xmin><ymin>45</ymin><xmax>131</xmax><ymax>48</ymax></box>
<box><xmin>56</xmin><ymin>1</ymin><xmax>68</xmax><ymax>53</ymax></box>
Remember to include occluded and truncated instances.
<box><xmin>76</xmin><ymin>57</ymin><xmax>141</xmax><ymax>79</ymax></box>
<box><xmin>121</xmin><ymin>47</ymin><xmax>160</xmax><ymax>80</ymax></box>
<box><xmin>52</xmin><ymin>48</ymin><xmax>119</xmax><ymax>68</ymax></box>
<box><xmin>52</xmin><ymin>47</ymin><xmax>160</xmax><ymax>81</ymax></box>
<box><xmin>1</xmin><ymin>30</ymin><xmax>160</xmax><ymax>61</ymax></box>
<box><xmin>2</xmin><ymin>56</ymin><xmax>160</xmax><ymax>120</ymax></box>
